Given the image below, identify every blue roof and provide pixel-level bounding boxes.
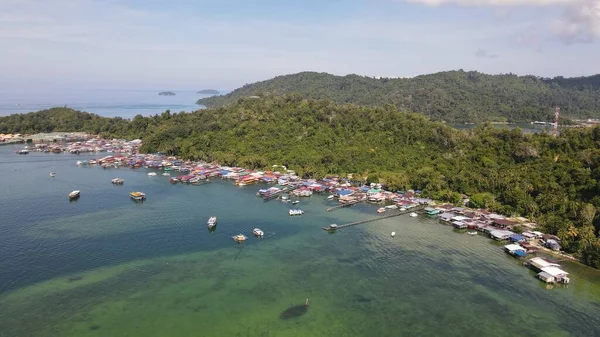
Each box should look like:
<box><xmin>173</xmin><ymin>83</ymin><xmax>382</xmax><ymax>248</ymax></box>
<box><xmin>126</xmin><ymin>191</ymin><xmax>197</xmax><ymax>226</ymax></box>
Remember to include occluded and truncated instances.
<box><xmin>513</xmin><ymin>250</ymin><xmax>527</xmax><ymax>257</ymax></box>
<box><xmin>360</xmin><ymin>186</ymin><xmax>369</xmax><ymax>191</ymax></box>
<box><xmin>338</xmin><ymin>190</ymin><xmax>353</xmax><ymax>196</ymax></box>
<box><xmin>510</xmin><ymin>234</ymin><xmax>525</xmax><ymax>242</ymax></box>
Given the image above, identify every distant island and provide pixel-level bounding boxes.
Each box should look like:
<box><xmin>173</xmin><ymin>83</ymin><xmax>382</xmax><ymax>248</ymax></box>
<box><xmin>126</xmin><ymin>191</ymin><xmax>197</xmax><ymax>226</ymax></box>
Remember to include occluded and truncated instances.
<box><xmin>159</xmin><ymin>91</ymin><xmax>176</xmax><ymax>96</ymax></box>
<box><xmin>197</xmin><ymin>89</ymin><xmax>219</xmax><ymax>95</ymax></box>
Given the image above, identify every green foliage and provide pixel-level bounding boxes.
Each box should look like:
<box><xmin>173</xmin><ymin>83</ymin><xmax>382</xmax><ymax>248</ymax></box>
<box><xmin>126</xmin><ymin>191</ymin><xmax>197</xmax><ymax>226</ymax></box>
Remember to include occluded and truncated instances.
<box><xmin>197</xmin><ymin>71</ymin><xmax>600</xmax><ymax>123</ymax></box>
<box><xmin>2</xmin><ymin>97</ymin><xmax>600</xmax><ymax>268</ymax></box>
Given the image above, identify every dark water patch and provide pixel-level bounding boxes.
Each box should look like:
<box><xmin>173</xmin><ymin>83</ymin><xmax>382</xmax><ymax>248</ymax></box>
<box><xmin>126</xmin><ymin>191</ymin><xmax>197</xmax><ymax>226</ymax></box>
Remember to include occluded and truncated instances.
<box><xmin>279</xmin><ymin>304</ymin><xmax>308</xmax><ymax>320</ymax></box>
<box><xmin>89</xmin><ymin>324</ymin><xmax>100</xmax><ymax>331</ymax></box>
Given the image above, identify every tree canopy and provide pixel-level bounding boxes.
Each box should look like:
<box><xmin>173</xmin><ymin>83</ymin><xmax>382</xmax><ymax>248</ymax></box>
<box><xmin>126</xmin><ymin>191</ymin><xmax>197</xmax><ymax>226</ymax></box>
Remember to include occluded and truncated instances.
<box><xmin>197</xmin><ymin>71</ymin><xmax>600</xmax><ymax>123</ymax></box>
<box><xmin>1</xmin><ymin>98</ymin><xmax>599</xmax><ymax>267</ymax></box>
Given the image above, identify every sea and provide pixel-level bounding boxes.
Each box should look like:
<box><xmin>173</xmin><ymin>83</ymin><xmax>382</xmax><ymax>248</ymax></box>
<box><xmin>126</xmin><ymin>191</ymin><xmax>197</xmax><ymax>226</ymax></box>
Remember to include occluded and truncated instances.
<box><xmin>0</xmin><ymin>146</ymin><xmax>599</xmax><ymax>337</ymax></box>
<box><xmin>0</xmin><ymin>89</ymin><xmax>214</xmax><ymax>118</ymax></box>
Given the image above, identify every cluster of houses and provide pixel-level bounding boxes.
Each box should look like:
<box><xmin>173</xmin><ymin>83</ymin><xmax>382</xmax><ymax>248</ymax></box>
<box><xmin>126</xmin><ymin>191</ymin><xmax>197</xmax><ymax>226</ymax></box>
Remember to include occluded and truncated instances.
<box><xmin>0</xmin><ymin>133</ymin><xmax>24</xmax><ymax>143</ymax></box>
<box><xmin>21</xmin><ymin>136</ymin><xmax>141</xmax><ymax>155</ymax></box>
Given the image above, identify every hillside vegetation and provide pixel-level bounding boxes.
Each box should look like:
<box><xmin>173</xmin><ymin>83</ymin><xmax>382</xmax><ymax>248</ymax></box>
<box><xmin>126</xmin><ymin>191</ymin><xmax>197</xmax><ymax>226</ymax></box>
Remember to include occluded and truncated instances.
<box><xmin>197</xmin><ymin>71</ymin><xmax>600</xmax><ymax>123</ymax></box>
<box><xmin>1</xmin><ymin>98</ymin><xmax>599</xmax><ymax>267</ymax></box>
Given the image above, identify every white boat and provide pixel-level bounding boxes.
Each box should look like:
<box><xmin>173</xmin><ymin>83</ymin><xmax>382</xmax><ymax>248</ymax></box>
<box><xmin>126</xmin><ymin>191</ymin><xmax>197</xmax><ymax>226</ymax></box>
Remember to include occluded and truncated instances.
<box><xmin>231</xmin><ymin>234</ymin><xmax>247</xmax><ymax>243</ymax></box>
<box><xmin>292</xmin><ymin>200</ymin><xmax>299</xmax><ymax>205</ymax></box>
<box><xmin>468</xmin><ymin>231</ymin><xmax>478</xmax><ymax>236</ymax></box>
<box><xmin>68</xmin><ymin>190</ymin><xmax>80</xmax><ymax>199</ymax></box>
<box><xmin>162</xmin><ymin>172</ymin><xmax>170</xmax><ymax>176</ymax></box>
<box><xmin>49</xmin><ymin>172</ymin><xmax>56</xmax><ymax>177</ymax></box>
<box><xmin>207</xmin><ymin>216</ymin><xmax>217</xmax><ymax>229</ymax></box>
<box><xmin>289</xmin><ymin>209</ymin><xmax>304</xmax><ymax>216</ymax></box>
<box><xmin>76</xmin><ymin>161</ymin><xmax>83</xmax><ymax>166</ymax></box>
<box><xmin>111</xmin><ymin>178</ymin><xmax>124</xmax><ymax>185</ymax></box>
<box><xmin>253</xmin><ymin>228</ymin><xmax>264</xmax><ymax>237</ymax></box>
<box><xmin>391</xmin><ymin>232</ymin><xmax>396</xmax><ymax>237</ymax></box>
<box><xmin>327</xmin><ymin>195</ymin><xmax>335</xmax><ymax>200</ymax></box>
<box><xmin>409</xmin><ymin>212</ymin><xmax>418</xmax><ymax>217</ymax></box>
<box><xmin>377</xmin><ymin>207</ymin><xmax>385</xmax><ymax>214</ymax></box>
<box><xmin>147</xmin><ymin>172</ymin><xmax>157</xmax><ymax>176</ymax></box>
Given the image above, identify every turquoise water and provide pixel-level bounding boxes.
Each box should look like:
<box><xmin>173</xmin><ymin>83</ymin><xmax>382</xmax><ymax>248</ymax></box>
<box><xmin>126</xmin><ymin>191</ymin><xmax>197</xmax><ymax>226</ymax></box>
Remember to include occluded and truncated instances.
<box><xmin>0</xmin><ymin>146</ymin><xmax>599</xmax><ymax>337</ymax></box>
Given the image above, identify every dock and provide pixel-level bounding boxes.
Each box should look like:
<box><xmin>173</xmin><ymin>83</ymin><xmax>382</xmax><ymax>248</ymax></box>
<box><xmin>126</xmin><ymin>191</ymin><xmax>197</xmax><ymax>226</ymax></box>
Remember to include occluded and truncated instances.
<box><xmin>322</xmin><ymin>205</ymin><xmax>426</xmax><ymax>231</ymax></box>
<box><xmin>326</xmin><ymin>199</ymin><xmax>365</xmax><ymax>212</ymax></box>
<box><xmin>263</xmin><ymin>184</ymin><xmax>303</xmax><ymax>201</ymax></box>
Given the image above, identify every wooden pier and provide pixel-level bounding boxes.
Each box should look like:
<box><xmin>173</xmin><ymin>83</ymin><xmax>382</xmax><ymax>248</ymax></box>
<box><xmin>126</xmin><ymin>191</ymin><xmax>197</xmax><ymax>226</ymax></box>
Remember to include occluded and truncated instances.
<box><xmin>326</xmin><ymin>199</ymin><xmax>365</xmax><ymax>212</ymax></box>
<box><xmin>322</xmin><ymin>205</ymin><xmax>426</xmax><ymax>231</ymax></box>
<box><xmin>263</xmin><ymin>184</ymin><xmax>303</xmax><ymax>201</ymax></box>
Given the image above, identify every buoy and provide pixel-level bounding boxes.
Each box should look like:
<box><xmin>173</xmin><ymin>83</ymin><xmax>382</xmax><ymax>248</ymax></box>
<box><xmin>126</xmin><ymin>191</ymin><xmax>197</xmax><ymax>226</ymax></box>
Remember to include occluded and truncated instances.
<box><xmin>391</xmin><ymin>232</ymin><xmax>396</xmax><ymax>237</ymax></box>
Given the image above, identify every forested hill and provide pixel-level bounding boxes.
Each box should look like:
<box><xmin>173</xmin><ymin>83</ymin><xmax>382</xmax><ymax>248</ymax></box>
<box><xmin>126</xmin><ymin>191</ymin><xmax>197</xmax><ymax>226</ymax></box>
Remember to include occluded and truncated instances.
<box><xmin>196</xmin><ymin>71</ymin><xmax>600</xmax><ymax>123</ymax></box>
<box><xmin>1</xmin><ymin>99</ymin><xmax>599</xmax><ymax>267</ymax></box>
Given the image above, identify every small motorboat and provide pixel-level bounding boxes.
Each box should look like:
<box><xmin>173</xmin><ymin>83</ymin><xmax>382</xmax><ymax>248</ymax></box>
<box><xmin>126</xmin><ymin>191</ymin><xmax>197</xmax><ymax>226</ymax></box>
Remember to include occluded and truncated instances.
<box><xmin>292</xmin><ymin>200</ymin><xmax>299</xmax><ymax>205</ymax></box>
<box><xmin>468</xmin><ymin>231</ymin><xmax>478</xmax><ymax>236</ymax></box>
<box><xmin>68</xmin><ymin>190</ymin><xmax>80</xmax><ymax>199</ymax></box>
<box><xmin>147</xmin><ymin>172</ymin><xmax>157</xmax><ymax>177</ymax></box>
<box><xmin>409</xmin><ymin>212</ymin><xmax>418</xmax><ymax>217</ymax></box>
<box><xmin>111</xmin><ymin>178</ymin><xmax>124</xmax><ymax>185</ymax></box>
<box><xmin>253</xmin><ymin>228</ymin><xmax>264</xmax><ymax>237</ymax></box>
<box><xmin>130</xmin><ymin>191</ymin><xmax>146</xmax><ymax>201</ymax></box>
<box><xmin>377</xmin><ymin>207</ymin><xmax>385</xmax><ymax>214</ymax></box>
<box><xmin>289</xmin><ymin>209</ymin><xmax>304</xmax><ymax>216</ymax></box>
<box><xmin>162</xmin><ymin>172</ymin><xmax>170</xmax><ymax>176</ymax></box>
<box><xmin>49</xmin><ymin>172</ymin><xmax>56</xmax><ymax>177</ymax></box>
<box><xmin>207</xmin><ymin>216</ymin><xmax>217</xmax><ymax>229</ymax></box>
<box><xmin>391</xmin><ymin>232</ymin><xmax>396</xmax><ymax>237</ymax></box>
<box><xmin>327</xmin><ymin>195</ymin><xmax>335</xmax><ymax>200</ymax></box>
<box><xmin>76</xmin><ymin>161</ymin><xmax>83</xmax><ymax>166</ymax></box>
<box><xmin>231</xmin><ymin>234</ymin><xmax>247</xmax><ymax>243</ymax></box>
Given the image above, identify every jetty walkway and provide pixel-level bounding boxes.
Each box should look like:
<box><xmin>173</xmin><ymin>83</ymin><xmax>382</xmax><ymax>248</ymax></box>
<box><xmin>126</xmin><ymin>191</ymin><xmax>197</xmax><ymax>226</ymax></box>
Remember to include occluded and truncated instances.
<box><xmin>326</xmin><ymin>199</ymin><xmax>365</xmax><ymax>212</ymax></box>
<box><xmin>322</xmin><ymin>205</ymin><xmax>426</xmax><ymax>231</ymax></box>
<box><xmin>263</xmin><ymin>184</ymin><xmax>303</xmax><ymax>201</ymax></box>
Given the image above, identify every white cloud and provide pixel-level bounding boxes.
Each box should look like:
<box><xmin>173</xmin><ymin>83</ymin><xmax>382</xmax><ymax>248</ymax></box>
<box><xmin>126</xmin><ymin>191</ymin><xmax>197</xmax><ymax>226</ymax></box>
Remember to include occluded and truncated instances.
<box><xmin>406</xmin><ymin>0</ymin><xmax>600</xmax><ymax>42</ymax></box>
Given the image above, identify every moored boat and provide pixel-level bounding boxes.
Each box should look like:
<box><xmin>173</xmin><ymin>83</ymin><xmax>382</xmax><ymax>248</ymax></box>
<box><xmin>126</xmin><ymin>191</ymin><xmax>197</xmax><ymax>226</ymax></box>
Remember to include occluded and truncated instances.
<box><xmin>409</xmin><ymin>212</ymin><xmax>418</xmax><ymax>217</ymax></box>
<box><xmin>231</xmin><ymin>234</ymin><xmax>247</xmax><ymax>243</ymax></box>
<box><xmin>391</xmin><ymin>232</ymin><xmax>396</xmax><ymax>237</ymax></box>
<box><xmin>49</xmin><ymin>172</ymin><xmax>56</xmax><ymax>177</ymax></box>
<box><xmin>68</xmin><ymin>190</ymin><xmax>80</xmax><ymax>199</ymax></box>
<box><xmin>253</xmin><ymin>228</ymin><xmax>264</xmax><ymax>237</ymax></box>
<box><xmin>207</xmin><ymin>216</ymin><xmax>217</xmax><ymax>229</ymax></box>
<box><xmin>111</xmin><ymin>178</ymin><xmax>124</xmax><ymax>185</ymax></box>
<box><xmin>468</xmin><ymin>231</ymin><xmax>477</xmax><ymax>235</ymax></box>
<box><xmin>147</xmin><ymin>172</ymin><xmax>157</xmax><ymax>176</ymax></box>
<box><xmin>289</xmin><ymin>209</ymin><xmax>304</xmax><ymax>216</ymax></box>
<box><xmin>377</xmin><ymin>207</ymin><xmax>385</xmax><ymax>214</ymax></box>
<box><xmin>130</xmin><ymin>191</ymin><xmax>146</xmax><ymax>201</ymax></box>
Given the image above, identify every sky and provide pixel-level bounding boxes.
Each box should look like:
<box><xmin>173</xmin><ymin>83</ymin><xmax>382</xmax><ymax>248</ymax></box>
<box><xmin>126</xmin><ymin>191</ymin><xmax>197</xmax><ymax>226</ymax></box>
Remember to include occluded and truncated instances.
<box><xmin>0</xmin><ymin>0</ymin><xmax>598</xmax><ymax>91</ymax></box>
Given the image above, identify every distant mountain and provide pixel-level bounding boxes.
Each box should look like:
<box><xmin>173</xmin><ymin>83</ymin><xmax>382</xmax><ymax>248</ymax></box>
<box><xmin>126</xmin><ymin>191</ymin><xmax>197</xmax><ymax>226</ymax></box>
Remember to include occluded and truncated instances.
<box><xmin>159</xmin><ymin>91</ymin><xmax>176</xmax><ymax>96</ymax></box>
<box><xmin>197</xmin><ymin>89</ymin><xmax>219</xmax><ymax>95</ymax></box>
<box><xmin>196</xmin><ymin>71</ymin><xmax>600</xmax><ymax>123</ymax></box>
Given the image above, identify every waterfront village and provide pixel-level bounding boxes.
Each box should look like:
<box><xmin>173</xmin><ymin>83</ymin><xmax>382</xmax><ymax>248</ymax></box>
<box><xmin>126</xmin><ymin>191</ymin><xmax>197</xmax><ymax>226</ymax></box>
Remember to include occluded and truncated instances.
<box><xmin>16</xmin><ymin>132</ymin><xmax>574</xmax><ymax>286</ymax></box>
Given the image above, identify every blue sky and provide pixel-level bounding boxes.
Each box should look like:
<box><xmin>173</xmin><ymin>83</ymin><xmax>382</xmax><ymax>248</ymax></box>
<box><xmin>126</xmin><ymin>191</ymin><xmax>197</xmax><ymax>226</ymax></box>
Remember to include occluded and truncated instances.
<box><xmin>0</xmin><ymin>0</ymin><xmax>598</xmax><ymax>91</ymax></box>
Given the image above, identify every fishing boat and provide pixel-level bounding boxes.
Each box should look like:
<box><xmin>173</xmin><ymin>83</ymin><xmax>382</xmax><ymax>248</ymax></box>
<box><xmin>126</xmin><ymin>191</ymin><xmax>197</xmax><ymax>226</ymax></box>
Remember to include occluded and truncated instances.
<box><xmin>17</xmin><ymin>149</ymin><xmax>29</xmax><ymax>155</ymax></box>
<box><xmin>111</xmin><ymin>178</ymin><xmax>124</xmax><ymax>185</ymax></box>
<box><xmin>468</xmin><ymin>231</ymin><xmax>478</xmax><ymax>236</ymax></box>
<box><xmin>76</xmin><ymin>160</ymin><xmax>83</xmax><ymax>166</ymax></box>
<box><xmin>68</xmin><ymin>190</ymin><xmax>80</xmax><ymax>199</ymax></box>
<box><xmin>327</xmin><ymin>195</ymin><xmax>335</xmax><ymax>200</ymax></box>
<box><xmin>289</xmin><ymin>209</ymin><xmax>304</xmax><ymax>216</ymax></box>
<box><xmin>409</xmin><ymin>212</ymin><xmax>418</xmax><ymax>217</ymax></box>
<box><xmin>147</xmin><ymin>172</ymin><xmax>157</xmax><ymax>176</ymax></box>
<box><xmin>49</xmin><ymin>172</ymin><xmax>56</xmax><ymax>177</ymax></box>
<box><xmin>253</xmin><ymin>228</ymin><xmax>264</xmax><ymax>237</ymax></box>
<box><xmin>162</xmin><ymin>172</ymin><xmax>170</xmax><ymax>176</ymax></box>
<box><xmin>231</xmin><ymin>234</ymin><xmax>247</xmax><ymax>243</ymax></box>
<box><xmin>391</xmin><ymin>232</ymin><xmax>396</xmax><ymax>237</ymax></box>
<box><xmin>130</xmin><ymin>191</ymin><xmax>146</xmax><ymax>201</ymax></box>
<box><xmin>207</xmin><ymin>216</ymin><xmax>217</xmax><ymax>229</ymax></box>
<box><xmin>292</xmin><ymin>200</ymin><xmax>299</xmax><ymax>205</ymax></box>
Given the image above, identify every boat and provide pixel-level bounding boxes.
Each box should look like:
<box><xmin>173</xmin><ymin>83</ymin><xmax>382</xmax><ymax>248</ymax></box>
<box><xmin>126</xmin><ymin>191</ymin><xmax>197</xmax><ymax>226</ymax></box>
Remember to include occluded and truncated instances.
<box><xmin>231</xmin><ymin>234</ymin><xmax>247</xmax><ymax>243</ymax></box>
<box><xmin>49</xmin><ymin>172</ymin><xmax>56</xmax><ymax>177</ymax></box>
<box><xmin>391</xmin><ymin>232</ymin><xmax>396</xmax><ymax>237</ymax></box>
<box><xmin>147</xmin><ymin>172</ymin><xmax>157</xmax><ymax>176</ymax></box>
<box><xmin>17</xmin><ymin>149</ymin><xmax>29</xmax><ymax>155</ymax></box>
<box><xmin>289</xmin><ymin>209</ymin><xmax>304</xmax><ymax>216</ymax></box>
<box><xmin>409</xmin><ymin>212</ymin><xmax>418</xmax><ymax>217</ymax></box>
<box><xmin>377</xmin><ymin>207</ymin><xmax>385</xmax><ymax>214</ymax></box>
<box><xmin>468</xmin><ymin>231</ymin><xmax>478</xmax><ymax>235</ymax></box>
<box><xmin>253</xmin><ymin>228</ymin><xmax>264</xmax><ymax>237</ymax></box>
<box><xmin>130</xmin><ymin>191</ymin><xmax>146</xmax><ymax>201</ymax></box>
<box><xmin>207</xmin><ymin>216</ymin><xmax>217</xmax><ymax>229</ymax></box>
<box><xmin>162</xmin><ymin>172</ymin><xmax>170</xmax><ymax>176</ymax></box>
<box><xmin>68</xmin><ymin>190</ymin><xmax>80</xmax><ymax>199</ymax></box>
<box><xmin>327</xmin><ymin>195</ymin><xmax>335</xmax><ymax>200</ymax></box>
<box><xmin>111</xmin><ymin>178</ymin><xmax>124</xmax><ymax>185</ymax></box>
<box><xmin>292</xmin><ymin>200</ymin><xmax>299</xmax><ymax>205</ymax></box>
<box><xmin>76</xmin><ymin>161</ymin><xmax>83</xmax><ymax>166</ymax></box>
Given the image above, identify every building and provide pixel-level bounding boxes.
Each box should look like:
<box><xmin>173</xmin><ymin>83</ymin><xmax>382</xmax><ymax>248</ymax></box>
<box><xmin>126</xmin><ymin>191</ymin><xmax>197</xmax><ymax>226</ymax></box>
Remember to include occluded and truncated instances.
<box><xmin>537</xmin><ymin>267</ymin><xmax>570</xmax><ymax>284</ymax></box>
<box><xmin>504</xmin><ymin>244</ymin><xmax>527</xmax><ymax>257</ymax></box>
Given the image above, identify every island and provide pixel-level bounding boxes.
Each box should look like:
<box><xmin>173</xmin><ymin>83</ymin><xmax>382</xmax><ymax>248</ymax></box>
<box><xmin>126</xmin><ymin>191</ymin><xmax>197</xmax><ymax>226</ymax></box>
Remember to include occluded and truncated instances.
<box><xmin>159</xmin><ymin>91</ymin><xmax>176</xmax><ymax>96</ymax></box>
<box><xmin>197</xmin><ymin>89</ymin><xmax>219</xmax><ymax>95</ymax></box>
